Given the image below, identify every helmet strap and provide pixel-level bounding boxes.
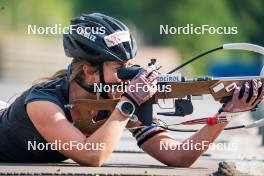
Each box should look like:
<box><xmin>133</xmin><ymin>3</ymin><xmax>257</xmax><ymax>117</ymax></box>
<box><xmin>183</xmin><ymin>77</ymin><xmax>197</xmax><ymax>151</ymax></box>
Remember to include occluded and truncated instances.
<box><xmin>71</xmin><ymin>62</ymin><xmax>110</xmax><ymax>99</ymax></box>
<box><xmin>67</xmin><ymin>63</ymin><xmax>72</xmax><ymax>80</ymax></box>
<box><xmin>99</xmin><ymin>63</ymin><xmax>105</xmax><ymax>84</ymax></box>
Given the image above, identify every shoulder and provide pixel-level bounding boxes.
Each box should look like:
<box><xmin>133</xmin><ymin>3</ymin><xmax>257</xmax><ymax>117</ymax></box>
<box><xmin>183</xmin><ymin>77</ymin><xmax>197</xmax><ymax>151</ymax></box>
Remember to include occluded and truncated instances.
<box><xmin>24</xmin><ymin>77</ymin><xmax>72</xmax><ymax>122</ymax></box>
<box><xmin>26</xmin><ymin>101</ymin><xmax>66</xmax><ymax>125</ymax></box>
<box><xmin>24</xmin><ymin>78</ymin><xmax>69</xmax><ymax>111</ymax></box>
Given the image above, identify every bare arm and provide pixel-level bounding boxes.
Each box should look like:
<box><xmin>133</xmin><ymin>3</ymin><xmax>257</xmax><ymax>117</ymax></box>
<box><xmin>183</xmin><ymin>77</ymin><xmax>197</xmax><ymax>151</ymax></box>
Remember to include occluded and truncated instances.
<box><xmin>140</xmin><ymin>122</ymin><xmax>227</xmax><ymax>167</ymax></box>
<box><xmin>140</xmin><ymin>79</ymin><xmax>264</xmax><ymax>167</ymax></box>
<box><xmin>27</xmin><ymin>97</ymin><xmax>130</xmax><ymax>166</ymax></box>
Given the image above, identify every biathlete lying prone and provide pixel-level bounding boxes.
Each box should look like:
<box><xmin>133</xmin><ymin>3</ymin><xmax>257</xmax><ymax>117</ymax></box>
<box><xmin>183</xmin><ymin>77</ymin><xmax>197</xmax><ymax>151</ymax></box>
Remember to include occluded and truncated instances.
<box><xmin>0</xmin><ymin>13</ymin><xmax>263</xmax><ymax>167</ymax></box>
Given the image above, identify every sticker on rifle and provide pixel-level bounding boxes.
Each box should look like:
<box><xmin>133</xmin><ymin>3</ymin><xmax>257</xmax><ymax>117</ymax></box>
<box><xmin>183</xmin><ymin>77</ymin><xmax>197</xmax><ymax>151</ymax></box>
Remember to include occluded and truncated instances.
<box><xmin>157</xmin><ymin>74</ymin><xmax>181</xmax><ymax>82</ymax></box>
<box><xmin>225</xmin><ymin>82</ymin><xmax>237</xmax><ymax>92</ymax></box>
<box><xmin>212</xmin><ymin>83</ymin><xmax>225</xmax><ymax>93</ymax></box>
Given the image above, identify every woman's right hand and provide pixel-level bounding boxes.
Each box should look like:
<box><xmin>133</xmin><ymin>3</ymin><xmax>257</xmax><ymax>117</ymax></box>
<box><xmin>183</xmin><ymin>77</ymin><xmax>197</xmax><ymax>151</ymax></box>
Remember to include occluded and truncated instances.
<box><xmin>123</xmin><ymin>65</ymin><xmax>159</xmax><ymax>106</ymax></box>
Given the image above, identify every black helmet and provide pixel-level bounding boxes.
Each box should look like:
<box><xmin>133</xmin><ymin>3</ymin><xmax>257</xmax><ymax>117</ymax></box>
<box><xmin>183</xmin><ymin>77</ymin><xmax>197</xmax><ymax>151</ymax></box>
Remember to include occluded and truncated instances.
<box><xmin>63</xmin><ymin>13</ymin><xmax>137</xmax><ymax>64</ymax></box>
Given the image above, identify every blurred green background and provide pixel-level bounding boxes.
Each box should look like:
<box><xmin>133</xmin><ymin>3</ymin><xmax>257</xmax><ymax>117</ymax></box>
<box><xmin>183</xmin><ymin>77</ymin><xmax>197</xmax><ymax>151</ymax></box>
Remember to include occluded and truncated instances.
<box><xmin>0</xmin><ymin>0</ymin><xmax>263</xmax><ymax>76</ymax></box>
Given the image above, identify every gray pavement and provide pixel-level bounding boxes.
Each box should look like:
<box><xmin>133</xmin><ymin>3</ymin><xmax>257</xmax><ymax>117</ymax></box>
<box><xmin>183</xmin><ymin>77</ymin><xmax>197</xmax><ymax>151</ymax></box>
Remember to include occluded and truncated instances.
<box><xmin>0</xmin><ymin>155</ymin><xmax>227</xmax><ymax>176</ymax></box>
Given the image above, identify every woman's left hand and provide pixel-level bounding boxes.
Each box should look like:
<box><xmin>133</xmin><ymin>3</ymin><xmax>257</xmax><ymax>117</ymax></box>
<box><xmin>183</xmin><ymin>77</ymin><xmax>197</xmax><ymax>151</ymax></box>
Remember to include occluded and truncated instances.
<box><xmin>221</xmin><ymin>79</ymin><xmax>264</xmax><ymax>112</ymax></box>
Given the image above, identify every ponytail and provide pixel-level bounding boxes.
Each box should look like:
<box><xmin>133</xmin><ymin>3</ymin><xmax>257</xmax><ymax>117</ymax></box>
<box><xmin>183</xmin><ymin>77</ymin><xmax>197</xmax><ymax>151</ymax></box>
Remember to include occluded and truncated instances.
<box><xmin>32</xmin><ymin>58</ymin><xmax>98</xmax><ymax>85</ymax></box>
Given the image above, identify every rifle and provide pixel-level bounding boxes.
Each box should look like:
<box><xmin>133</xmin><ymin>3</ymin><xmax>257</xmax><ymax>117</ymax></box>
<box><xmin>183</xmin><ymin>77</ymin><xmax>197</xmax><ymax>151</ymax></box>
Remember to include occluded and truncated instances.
<box><xmin>69</xmin><ymin>43</ymin><xmax>264</xmax><ymax>133</ymax></box>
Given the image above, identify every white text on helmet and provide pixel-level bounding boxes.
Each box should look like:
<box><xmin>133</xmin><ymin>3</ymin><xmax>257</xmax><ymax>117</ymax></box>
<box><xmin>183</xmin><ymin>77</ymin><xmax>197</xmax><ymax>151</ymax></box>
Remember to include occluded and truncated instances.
<box><xmin>104</xmin><ymin>31</ymin><xmax>131</xmax><ymax>47</ymax></box>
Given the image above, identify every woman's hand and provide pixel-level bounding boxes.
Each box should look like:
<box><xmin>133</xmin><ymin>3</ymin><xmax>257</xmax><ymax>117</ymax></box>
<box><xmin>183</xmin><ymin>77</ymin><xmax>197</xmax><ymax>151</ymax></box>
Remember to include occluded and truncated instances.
<box><xmin>123</xmin><ymin>65</ymin><xmax>159</xmax><ymax>106</ymax></box>
<box><xmin>221</xmin><ymin>79</ymin><xmax>264</xmax><ymax>112</ymax></box>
